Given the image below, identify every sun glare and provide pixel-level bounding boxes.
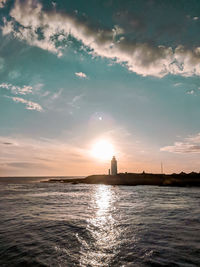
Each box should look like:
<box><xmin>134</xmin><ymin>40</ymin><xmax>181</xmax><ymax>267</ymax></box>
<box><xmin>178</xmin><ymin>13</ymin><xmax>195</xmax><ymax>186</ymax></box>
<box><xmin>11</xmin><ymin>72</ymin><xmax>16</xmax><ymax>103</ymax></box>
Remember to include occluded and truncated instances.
<box><xmin>91</xmin><ymin>139</ymin><xmax>114</xmax><ymax>161</ymax></box>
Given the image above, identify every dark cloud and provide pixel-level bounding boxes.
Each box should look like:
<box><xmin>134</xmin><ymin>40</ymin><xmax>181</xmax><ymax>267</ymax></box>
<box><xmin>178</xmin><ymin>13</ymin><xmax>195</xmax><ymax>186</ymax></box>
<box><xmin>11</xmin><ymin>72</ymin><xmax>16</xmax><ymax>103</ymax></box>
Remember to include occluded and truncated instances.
<box><xmin>7</xmin><ymin>162</ymin><xmax>50</xmax><ymax>169</ymax></box>
<box><xmin>2</xmin><ymin>0</ymin><xmax>200</xmax><ymax>77</ymax></box>
<box><xmin>2</xmin><ymin>142</ymin><xmax>13</xmax><ymax>145</ymax></box>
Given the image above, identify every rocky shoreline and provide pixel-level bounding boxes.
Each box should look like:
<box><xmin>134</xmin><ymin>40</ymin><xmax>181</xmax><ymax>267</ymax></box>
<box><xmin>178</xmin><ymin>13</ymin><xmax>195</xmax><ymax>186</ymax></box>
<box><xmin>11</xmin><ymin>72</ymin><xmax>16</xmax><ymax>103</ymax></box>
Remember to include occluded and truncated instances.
<box><xmin>45</xmin><ymin>172</ymin><xmax>200</xmax><ymax>187</ymax></box>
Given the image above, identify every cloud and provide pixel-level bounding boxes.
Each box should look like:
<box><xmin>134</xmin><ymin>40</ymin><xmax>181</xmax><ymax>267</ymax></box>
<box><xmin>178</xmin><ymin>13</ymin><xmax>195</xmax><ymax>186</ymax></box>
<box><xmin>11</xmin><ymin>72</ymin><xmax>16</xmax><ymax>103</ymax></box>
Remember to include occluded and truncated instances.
<box><xmin>2</xmin><ymin>0</ymin><xmax>200</xmax><ymax>77</ymax></box>
<box><xmin>50</xmin><ymin>88</ymin><xmax>63</xmax><ymax>100</ymax></box>
<box><xmin>2</xmin><ymin>142</ymin><xmax>13</xmax><ymax>145</ymax></box>
<box><xmin>75</xmin><ymin>72</ymin><xmax>87</xmax><ymax>78</ymax></box>
<box><xmin>0</xmin><ymin>83</ymin><xmax>33</xmax><ymax>95</ymax></box>
<box><xmin>173</xmin><ymin>82</ymin><xmax>182</xmax><ymax>87</ymax></box>
<box><xmin>161</xmin><ymin>133</ymin><xmax>200</xmax><ymax>153</ymax></box>
<box><xmin>8</xmin><ymin>96</ymin><xmax>43</xmax><ymax>111</ymax></box>
<box><xmin>186</xmin><ymin>89</ymin><xmax>195</xmax><ymax>95</ymax></box>
<box><xmin>0</xmin><ymin>135</ymin><xmax>89</xmax><ymax>175</ymax></box>
<box><xmin>68</xmin><ymin>94</ymin><xmax>84</xmax><ymax>109</ymax></box>
<box><xmin>40</xmin><ymin>88</ymin><xmax>63</xmax><ymax>110</ymax></box>
<box><xmin>1</xmin><ymin>18</ymin><xmax>15</xmax><ymax>35</ymax></box>
<box><xmin>1</xmin><ymin>2</ymin><xmax>64</xmax><ymax>56</ymax></box>
<box><xmin>7</xmin><ymin>162</ymin><xmax>49</xmax><ymax>169</ymax></box>
<box><xmin>186</xmin><ymin>133</ymin><xmax>200</xmax><ymax>143</ymax></box>
<box><xmin>0</xmin><ymin>0</ymin><xmax>7</xmax><ymax>8</ymax></box>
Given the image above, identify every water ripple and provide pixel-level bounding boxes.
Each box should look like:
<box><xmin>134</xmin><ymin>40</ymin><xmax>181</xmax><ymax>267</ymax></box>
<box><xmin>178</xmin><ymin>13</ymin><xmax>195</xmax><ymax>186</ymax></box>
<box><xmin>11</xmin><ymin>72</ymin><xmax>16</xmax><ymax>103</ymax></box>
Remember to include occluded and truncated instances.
<box><xmin>0</xmin><ymin>182</ymin><xmax>200</xmax><ymax>266</ymax></box>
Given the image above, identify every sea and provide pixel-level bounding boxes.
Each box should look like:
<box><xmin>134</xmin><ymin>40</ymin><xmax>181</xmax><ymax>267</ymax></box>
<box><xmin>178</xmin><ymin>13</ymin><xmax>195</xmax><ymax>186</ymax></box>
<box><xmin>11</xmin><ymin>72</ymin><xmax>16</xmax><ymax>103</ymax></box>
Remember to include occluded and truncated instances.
<box><xmin>0</xmin><ymin>177</ymin><xmax>200</xmax><ymax>267</ymax></box>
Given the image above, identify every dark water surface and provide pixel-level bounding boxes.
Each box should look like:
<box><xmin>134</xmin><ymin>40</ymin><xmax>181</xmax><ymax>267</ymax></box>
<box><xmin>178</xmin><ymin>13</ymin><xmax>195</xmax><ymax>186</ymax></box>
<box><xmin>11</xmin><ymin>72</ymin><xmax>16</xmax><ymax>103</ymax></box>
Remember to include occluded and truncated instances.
<box><xmin>0</xmin><ymin>178</ymin><xmax>200</xmax><ymax>266</ymax></box>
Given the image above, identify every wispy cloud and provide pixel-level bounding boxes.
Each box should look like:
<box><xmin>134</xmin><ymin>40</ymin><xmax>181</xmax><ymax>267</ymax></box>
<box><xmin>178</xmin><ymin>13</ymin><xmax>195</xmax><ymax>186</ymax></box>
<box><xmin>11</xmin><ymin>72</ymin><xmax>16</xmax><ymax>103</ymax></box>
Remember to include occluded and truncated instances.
<box><xmin>0</xmin><ymin>135</ymin><xmax>89</xmax><ymax>175</ymax></box>
<box><xmin>68</xmin><ymin>94</ymin><xmax>84</xmax><ymax>109</ymax></box>
<box><xmin>8</xmin><ymin>96</ymin><xmax>43</xmax><ymax>111</ymax></box>
<box><xmin>173</xmin><ymin>82</ymin><xmax>182</xmax><ymax>87</ymax></box>
<box><xmin>2</xmin><ymin>0</ymin><xmax>200</xmax><ymax>77</ymax></box>
<box><xmin>75</xmin><ymin>72</ymin><xmax>87</xmax><ymax>78</ymax></box>
<box><xmin>0</xmin><ymin>83</ymin><xmax>32</xmax><ymax>95</ymax></box>
<box><xmin>2</xmin><ymin>142</ymin><xmax>13</xmax><ymax>145</ymax></box>
<box><xmin>50</xmin><ymin>88</ymin><xmax>63</xmax><ymax>100</ymax></box>
<box><xmin>161</xmin><ymin>133</ymin><xmax>200</xmax><ymax>153</ymax></box>
<box><xmin>41</xmin><ymin>88</ymin><xmax>63</xmax><ymax>110</ymax></box>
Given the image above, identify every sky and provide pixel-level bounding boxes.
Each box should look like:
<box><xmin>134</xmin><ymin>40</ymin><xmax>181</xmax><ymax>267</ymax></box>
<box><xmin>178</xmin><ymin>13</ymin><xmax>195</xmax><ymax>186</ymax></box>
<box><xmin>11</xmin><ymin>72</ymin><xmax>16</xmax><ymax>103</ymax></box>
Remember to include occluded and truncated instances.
<box><xmin>0</xmin><ymin>0</ymin><xmax>200</xmax><ymax>176</ymax></box>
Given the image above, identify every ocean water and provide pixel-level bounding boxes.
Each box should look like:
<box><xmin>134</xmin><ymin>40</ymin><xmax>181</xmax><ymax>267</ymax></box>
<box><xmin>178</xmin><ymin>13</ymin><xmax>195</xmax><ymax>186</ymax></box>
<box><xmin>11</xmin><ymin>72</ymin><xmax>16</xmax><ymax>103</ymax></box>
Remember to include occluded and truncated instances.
<box><xmin>0</xmin><ymin>178</ymin><xmax>200</xmax><ymax>266</ymax></box>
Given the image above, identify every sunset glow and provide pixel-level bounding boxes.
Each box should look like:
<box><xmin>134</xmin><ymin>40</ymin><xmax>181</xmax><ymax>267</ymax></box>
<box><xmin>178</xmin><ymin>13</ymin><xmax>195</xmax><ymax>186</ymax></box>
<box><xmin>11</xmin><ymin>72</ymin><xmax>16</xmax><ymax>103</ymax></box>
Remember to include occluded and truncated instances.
<box><xmin>0</xmin><ymin>1</ymin><xmax>200</xmax><ymax>266</ymax></box>
<box><xmin>90</xmin><ymin>140</ymin><xmax>114</xmax><ymax>161</ymax></box>
<box><xmin>1</xmin><ymin>0</ymin><xmax>200</xmax><ymax>176</ymax></box>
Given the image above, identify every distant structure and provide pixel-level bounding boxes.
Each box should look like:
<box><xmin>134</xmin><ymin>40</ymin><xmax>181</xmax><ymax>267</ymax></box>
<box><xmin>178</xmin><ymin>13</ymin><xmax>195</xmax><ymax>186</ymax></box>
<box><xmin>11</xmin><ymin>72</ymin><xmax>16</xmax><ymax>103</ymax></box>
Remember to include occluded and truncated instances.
<box><xmin>161</xmin><ymin>162</ymin><xmax>163</xmax><ymax>174</ymax></box>
<box><xmin>108</xmin><ymin>169</ymin><xmax>110</xmax><ymax>175</ymax></box>
<box><xmin>111</xmin><ymin>156</ymin><xmax>117</xmax><ymax>175</ymax></box>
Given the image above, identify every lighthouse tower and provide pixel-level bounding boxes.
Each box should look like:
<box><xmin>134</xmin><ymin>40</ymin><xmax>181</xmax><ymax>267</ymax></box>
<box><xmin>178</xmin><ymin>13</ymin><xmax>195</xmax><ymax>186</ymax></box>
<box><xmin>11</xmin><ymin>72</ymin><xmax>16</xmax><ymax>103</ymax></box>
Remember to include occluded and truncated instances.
<box><xmin>111</xmin><ymin>156</ymin><xmax>117</xmax><ymax>175</ymax></box>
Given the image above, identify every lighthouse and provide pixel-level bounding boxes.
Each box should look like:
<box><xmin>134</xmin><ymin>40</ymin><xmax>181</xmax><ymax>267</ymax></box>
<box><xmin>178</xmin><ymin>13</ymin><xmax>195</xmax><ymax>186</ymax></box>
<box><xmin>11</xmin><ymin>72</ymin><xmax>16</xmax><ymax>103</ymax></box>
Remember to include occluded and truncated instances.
<box><xmin>111</xmin><ymin>156</ymin><xmax>117</xmax><ymax>175</ymax></box>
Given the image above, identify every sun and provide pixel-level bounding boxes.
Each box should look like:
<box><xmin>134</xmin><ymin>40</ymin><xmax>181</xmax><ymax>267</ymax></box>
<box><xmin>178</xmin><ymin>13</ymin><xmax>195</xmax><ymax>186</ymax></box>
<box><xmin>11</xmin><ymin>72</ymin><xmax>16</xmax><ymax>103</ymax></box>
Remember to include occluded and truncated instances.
<box><xmin>91</xmin><ymin>139</ymin><xmax>114</xmax><ymax>161</ymax></box>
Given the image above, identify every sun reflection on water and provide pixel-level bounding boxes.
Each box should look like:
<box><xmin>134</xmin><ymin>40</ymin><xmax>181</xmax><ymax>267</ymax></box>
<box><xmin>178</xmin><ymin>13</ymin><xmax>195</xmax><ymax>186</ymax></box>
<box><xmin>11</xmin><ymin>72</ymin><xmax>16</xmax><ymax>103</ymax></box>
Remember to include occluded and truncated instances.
<box><xmin>95</xmin><ymin>184</ymin><xmax>113</xmax><ymax>222</ymax></box>
<box><xmin>78</xmin><ymin>185</ymin><xmax>121</xmax><ymax>266</ymax></box>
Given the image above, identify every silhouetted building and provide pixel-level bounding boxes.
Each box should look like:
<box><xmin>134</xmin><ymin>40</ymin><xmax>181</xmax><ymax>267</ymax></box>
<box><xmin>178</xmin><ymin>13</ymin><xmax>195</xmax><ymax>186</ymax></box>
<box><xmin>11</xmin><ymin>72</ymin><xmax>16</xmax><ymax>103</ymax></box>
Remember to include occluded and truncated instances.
<box><xmin>111</xmin><ymin>156</ymin><xmax>117</xmax><ymax>175</ymax></box>
<box><xmin>108</xmin><ymin>169</ymin><xmax>110</xmax><ymax>175</ymax></box>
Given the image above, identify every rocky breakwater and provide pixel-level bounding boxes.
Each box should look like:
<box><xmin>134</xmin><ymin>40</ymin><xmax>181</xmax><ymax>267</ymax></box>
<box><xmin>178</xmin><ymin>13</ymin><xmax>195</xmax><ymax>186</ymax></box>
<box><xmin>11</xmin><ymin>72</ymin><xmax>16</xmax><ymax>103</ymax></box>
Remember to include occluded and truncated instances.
<box><xmin>46</xmin><ymin>172</ymin><xmax>200</xmax><ymax>186</ymax></box>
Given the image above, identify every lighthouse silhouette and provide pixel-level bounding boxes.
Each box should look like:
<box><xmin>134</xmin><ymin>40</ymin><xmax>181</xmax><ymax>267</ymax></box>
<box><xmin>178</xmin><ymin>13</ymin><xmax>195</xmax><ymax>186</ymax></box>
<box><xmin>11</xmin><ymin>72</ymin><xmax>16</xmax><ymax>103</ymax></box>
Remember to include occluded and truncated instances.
<box><xmin>111</xmin><ymin>156</ymin><xmax>117</xmax><ymax>175</ymax></box>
